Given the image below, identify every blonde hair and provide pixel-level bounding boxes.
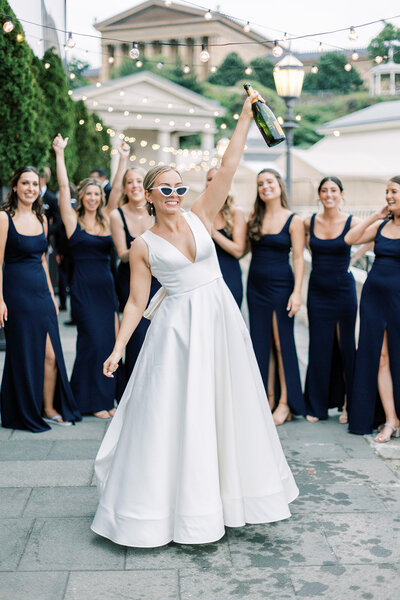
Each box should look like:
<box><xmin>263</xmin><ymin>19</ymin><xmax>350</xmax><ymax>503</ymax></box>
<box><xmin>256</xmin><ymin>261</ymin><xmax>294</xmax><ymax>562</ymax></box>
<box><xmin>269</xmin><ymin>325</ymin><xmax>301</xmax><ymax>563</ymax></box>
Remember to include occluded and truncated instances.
<box><xmin>143</xmin><ymin>166</ymin><xmax>181</xmax><ymax>216</ymax></box>
<box><xmin>76</xmin><ymin>178</ymin><xmax>107</xmax><ymax>230</ymax></box>
<box><xmin>119</xmin><ymin>167</ymin><xmax>147</xmax><ymax>206</ymax></box>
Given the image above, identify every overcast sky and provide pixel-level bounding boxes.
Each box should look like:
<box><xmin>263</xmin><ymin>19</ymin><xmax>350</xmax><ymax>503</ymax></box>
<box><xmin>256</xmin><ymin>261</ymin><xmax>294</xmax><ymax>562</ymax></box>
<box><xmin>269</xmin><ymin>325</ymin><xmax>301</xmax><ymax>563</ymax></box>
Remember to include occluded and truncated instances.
<box><xmin>66</xmin><ymin>0</ymin><xmax>400</xmax><ymax>67</ymax></box>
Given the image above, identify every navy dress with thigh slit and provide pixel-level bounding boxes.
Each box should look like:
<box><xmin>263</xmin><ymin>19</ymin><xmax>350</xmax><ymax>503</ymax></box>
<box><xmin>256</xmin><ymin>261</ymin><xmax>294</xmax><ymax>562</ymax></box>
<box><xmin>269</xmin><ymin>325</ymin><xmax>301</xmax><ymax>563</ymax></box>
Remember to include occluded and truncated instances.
<box><xmin>246</xmin><ymin>214</ymin><xmax>305</xmax><ymax>416</ymax></box>
<box><xmin>305</xmin><ymin>214</ymin><xmax>357</xmax><ymax>420</ymax></box>
<box><xmin>116</xmin><ymin>208</ymin><xmax>160</xmax><ymax>386</ymax></box>
<box><xmin>68</xmin><ymin>223</ymin><xmax>118</xmax><ymax>413</ymax></box>
<box><xmin>0</xmin><ymin>213</ymin><xmax>81</xmax><ymax>432</ymax></box>
<box><xmin>214</xmin><ymin>229</ymin><xmax>243</xmax><ymax>307</ymax></box>
<box><xmin>349</xmin><ymin>221</ymin><xmax>400</xmax><ymax>434</ymax></box>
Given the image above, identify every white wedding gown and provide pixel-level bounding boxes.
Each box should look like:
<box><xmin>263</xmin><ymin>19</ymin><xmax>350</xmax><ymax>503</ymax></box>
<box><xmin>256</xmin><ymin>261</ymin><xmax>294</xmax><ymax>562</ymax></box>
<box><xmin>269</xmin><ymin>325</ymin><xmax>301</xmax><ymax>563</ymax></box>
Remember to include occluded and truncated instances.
<box><xmin>91</xmin><ymin>210</ymin><xmax>298</xmax><ymax>547</ymax></box>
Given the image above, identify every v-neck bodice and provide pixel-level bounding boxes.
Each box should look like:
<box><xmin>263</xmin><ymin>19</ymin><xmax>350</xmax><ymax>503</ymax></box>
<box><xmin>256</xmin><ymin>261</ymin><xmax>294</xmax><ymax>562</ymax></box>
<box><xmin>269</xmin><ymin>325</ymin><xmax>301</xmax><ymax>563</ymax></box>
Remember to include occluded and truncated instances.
<box><xmin>141</xmin><ymin>211</ymin><xmax>222</xmax><ymax>297</ymax></box>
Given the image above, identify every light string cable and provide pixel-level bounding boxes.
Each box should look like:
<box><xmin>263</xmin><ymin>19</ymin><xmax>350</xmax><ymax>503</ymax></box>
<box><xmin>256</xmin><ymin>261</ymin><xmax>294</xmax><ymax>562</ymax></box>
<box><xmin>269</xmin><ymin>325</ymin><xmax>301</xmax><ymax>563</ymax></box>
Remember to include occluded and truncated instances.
<box><xmin>1</xmin><ymin>8</ymin><xmax>400</xmax><ymax>50</ymax></box>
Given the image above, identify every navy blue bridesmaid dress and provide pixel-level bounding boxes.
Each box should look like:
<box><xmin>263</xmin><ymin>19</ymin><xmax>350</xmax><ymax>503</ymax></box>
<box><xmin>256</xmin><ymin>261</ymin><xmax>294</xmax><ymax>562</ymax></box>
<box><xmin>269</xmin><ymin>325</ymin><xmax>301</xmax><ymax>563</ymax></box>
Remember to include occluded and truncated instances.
<box><xmin>68</xmin><ymin>223</ymin><xmax>118</xmax><ymax>413</ymax></box>
<box><xmin>349</xmin><ymin>221</ymin><xmax>400</xmax><ymax>434</ymax></box>
<box><xmin>247</xmin><ymin>213</ymin><xmax>305</xmax><ymax>416</ymax></box>
<box><xmin>116</xmin><ymin>208</ymin><xmax>160</xmax><ymax>385</ymax></box>
<box><xmin>214</xmin><ymin>229</ymin><xmax>243</xmax><ymax>307</ymax></box>
<box><xmin>305</xmin><ymin>214</ymin><xmax>357</xmax><ymax>419</ymax></box>
<box><xmin>0</xmin><ymin>213</ymin><xmax>81</xmax><ymax>432</ymax></box>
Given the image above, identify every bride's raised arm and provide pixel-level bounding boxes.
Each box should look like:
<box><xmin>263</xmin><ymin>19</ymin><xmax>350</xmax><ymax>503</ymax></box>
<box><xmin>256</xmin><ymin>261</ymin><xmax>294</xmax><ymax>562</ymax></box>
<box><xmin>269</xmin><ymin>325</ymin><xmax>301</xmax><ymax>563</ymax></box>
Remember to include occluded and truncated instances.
<box><xmin>191</xmin><ymin>90</ymin><xmax>257</xmax><ymax>230</ymax></box>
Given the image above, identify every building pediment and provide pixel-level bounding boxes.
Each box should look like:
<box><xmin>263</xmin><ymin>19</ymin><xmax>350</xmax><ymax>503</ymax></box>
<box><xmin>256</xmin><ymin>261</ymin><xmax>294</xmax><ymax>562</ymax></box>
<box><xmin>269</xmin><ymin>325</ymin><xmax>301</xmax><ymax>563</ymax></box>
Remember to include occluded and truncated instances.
<box><xmin>104</xmin><ymin>6</ymin><xmax>200</xmax><ymax>29</ymax></box>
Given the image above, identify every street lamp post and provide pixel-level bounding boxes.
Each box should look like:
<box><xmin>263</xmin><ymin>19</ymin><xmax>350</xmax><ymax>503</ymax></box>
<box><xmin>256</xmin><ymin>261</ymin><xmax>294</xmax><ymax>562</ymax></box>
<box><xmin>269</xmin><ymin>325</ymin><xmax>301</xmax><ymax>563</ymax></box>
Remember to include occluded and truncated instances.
<box><xmin>273</xmin><ymin>54</ymin><xmax>305</xmax><ymax>204</ymax></box>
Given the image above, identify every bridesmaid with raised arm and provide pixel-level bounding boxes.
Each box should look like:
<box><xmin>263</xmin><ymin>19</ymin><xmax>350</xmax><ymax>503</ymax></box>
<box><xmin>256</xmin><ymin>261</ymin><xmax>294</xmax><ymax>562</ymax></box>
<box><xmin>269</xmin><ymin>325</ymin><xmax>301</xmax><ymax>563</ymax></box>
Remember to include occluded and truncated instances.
<box><xmin>53</xmin><ymin>135</ymin><xmax>119</xmax><ymax>418</ymax></box>
<box><xmin>303</xmin><ymin>177</ymin><xmax>360</xmax><ymax>423</ymax></box>
<box><xmin>246</xmin><ymin>169</ymin><xmax>305</xmax><ymax>425</ymax></box>
<box><xmin>0</xmin><ymin>167</ymin><xmax>80</xmax><ymax>431</ymax></box>
<box><xmin>345</xmin><ymin>176</ymin><xmax>400</xmax><ymax>442</ymax></box>
<box><xmin>109</xmin><ymin>146</ymin><xmax>160</xmax><ymax>384</ymax></box>
<box><xmin>206</xmin><ymin>168</ymin><xmax>246</xmax><ymax>307</ymax></box>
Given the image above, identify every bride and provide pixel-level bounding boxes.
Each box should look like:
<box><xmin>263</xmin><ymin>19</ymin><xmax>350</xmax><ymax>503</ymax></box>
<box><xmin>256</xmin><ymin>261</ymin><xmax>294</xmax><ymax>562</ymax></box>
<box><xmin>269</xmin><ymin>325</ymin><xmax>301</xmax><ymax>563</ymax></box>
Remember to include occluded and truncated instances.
<box><xmin>91</xmin><ymin>90</ymin><xmax>299</xmax><ymax>548</ymax></box>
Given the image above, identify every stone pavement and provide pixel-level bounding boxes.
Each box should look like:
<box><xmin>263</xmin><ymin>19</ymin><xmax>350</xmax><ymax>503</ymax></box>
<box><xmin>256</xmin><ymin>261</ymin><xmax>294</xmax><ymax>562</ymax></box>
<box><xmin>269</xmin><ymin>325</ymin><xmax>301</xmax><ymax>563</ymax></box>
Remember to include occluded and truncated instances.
<box><xmin>0</xmin><ymin>317</ymin><xmax>400</xmax><ymax>600</ymax></box>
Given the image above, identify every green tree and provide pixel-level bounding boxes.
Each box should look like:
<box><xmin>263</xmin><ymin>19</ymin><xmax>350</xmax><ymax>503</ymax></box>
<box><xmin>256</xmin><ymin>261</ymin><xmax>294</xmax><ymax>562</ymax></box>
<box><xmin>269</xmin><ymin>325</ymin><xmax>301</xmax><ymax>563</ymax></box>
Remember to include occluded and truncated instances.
<box><xmin>302</xmin><ymin>52</ymin><xmax>364</xmax><ymax>94</ymax></box>
<box><xmin>248</xmin><ymin>56</ymin><xmax>275</xmax><ymax>88</ymax></box>
<box><xmin>368</xmin><ymin>23</ymin><xmax>400</xmax><ymax>63</ymax></box>
<box><xmin>0</xmin><ymin>1</ymin><xmax>49</xmax><ymax>184</ymax></box>
<box><xmin>67</xmin><ymin>58</ymin><xmax>90</xmax><ymax>89</ymax></box>
<box><xmin>74</xmin><ymin>102</ymin><xmax>111</xmax><ymax>181</ymax></box>
<box><xmin>91</xmin><ymin>113</ymin><xmax>112</xmax><ymax>174</ymax></box>
<box><xmin>37</xmin><ymin>47</ymin><xmax>78</xmax><ymax>186</ymax></box>
<box><xmin>207</xmin><ymin>52</ymin><xmax>246</xmax><ymax>86</ymax></box>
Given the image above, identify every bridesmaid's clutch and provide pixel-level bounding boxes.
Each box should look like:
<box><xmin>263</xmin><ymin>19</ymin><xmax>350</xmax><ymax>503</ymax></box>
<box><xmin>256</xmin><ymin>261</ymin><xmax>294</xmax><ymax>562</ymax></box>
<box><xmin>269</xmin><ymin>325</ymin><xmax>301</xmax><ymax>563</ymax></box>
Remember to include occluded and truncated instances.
<box><xmin>143</xmin><ymin>287</ymin><xmax>168</xmax><ymax>321</ymax></box>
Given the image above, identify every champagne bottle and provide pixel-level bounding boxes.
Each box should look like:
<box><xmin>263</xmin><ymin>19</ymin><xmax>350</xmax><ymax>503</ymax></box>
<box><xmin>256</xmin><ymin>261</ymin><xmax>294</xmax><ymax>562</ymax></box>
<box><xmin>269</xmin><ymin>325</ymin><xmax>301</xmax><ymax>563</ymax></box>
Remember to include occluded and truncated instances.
<box><xmin>244</xmin><ymin>83</ymin><xmax>285</xmax><ymax>147</ymax></box>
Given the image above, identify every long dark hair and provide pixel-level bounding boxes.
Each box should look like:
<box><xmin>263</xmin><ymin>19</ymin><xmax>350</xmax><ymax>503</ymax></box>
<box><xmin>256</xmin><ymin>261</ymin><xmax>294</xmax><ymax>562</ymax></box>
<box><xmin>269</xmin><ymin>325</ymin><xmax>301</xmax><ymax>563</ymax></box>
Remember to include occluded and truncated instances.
<box><xmin>1</xmin><ymin>166</ymin><xmax>44</xmax><ymax>223</ymax></box>
<box><xmin>76</xmin><ymin>178</ymin><xmax>107</xmax><ymax>230</ymax></box>
<box><xmin>318</xmin><ymin>176</ymin><xmax>344</xmax><ymax>195</ymax></box>
<box><xmin>388</xmin><ymin>176</ymin><xmax>400</xmax><ymax>220</ymax></box>
<box><xmin>247</xmin><ymin>168</ymin><xmax>289</xmax><ymax>242</ymax></box>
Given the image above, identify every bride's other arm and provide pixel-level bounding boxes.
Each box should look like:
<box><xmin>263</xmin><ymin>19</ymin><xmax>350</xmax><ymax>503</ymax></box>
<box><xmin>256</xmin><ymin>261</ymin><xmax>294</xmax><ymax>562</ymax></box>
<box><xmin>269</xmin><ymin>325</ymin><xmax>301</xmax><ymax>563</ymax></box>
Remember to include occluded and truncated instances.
<box><xmin>103</xmin><ymin>237</ymin><xmax>151</xmax><ymax>377</ymax></box>
<box><xmin>192</xmin><ymin>91</ymin><xmax>256</xmax><ymax>230</ymax></box>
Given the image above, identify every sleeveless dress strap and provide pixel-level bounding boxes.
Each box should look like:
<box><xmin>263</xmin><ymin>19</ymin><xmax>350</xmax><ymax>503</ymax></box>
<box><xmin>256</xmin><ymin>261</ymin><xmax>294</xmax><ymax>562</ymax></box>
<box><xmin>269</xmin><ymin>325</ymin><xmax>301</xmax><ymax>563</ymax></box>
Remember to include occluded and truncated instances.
<box><xmin>341</xmin><ymin>215</ymin><xmax>353</xmax><ymax>237</ymax></box>
<box><xmin>310</xmin><ymin>213</ymin><xmax>316</xmax><ymax>236</ymax></box>
<box><xmin>118</xmin><ymin>207</ymin><xmax>133</xmax><ymax>249</ymax></box>
<box><xmin>283</xmin><ymin>213</ymin><xmax>296</xmax><ymax>233</ymax></box>
<box><xmin>377</xmin><ymin>220</ymin><xmax>389</xmax><ymax>236</ymax></box>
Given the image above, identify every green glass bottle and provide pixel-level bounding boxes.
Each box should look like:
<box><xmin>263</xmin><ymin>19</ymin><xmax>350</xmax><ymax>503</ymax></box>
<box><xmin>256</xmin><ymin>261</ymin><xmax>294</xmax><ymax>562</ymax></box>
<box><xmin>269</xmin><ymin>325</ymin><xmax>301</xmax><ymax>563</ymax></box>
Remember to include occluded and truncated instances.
<box><xmin>244</xmin><ymin>83</ymin><xmax>285</xmax><ymax>147</ymax></box>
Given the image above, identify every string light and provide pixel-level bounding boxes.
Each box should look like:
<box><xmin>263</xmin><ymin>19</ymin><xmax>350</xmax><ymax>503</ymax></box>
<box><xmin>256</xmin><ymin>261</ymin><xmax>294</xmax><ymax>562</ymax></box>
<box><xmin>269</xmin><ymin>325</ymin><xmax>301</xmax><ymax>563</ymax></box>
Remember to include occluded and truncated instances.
<box><xmin>79</xmin><ymin>119</ymin><xmax>85</xmax><ymax>125</ymax></box>
<box><xmin>210</xmin><ymin>66</ymin><xmax>217</xmax><ymax>73</ymax></box>
<box><xmin>348</xmin><ymin>26</ymin><xmax>357</xmax><ymax>41</ymax></box>
<box><xmin>351</xmin><ymin>50</ymin><xmax>359</xmax><ymax>61</ymax></box>
<box><xmin>136</xmin><ymin>60</ymin><xmax>143</xmax><ymax>67</ymax></box>
<box><xmin>199</xmin><ymin>44</ymin><xmax>210</xmax><ymax>62</ymax></box>
<box><xmin>119</xmin><ymin>90</ymin><xmax>125</xmax><ymax>96</ymax></box>
<box><xmin>164</xmin><ymin>0</ymin><xmax>172</xmax><ymax>5</ymax></box>
<box><xmin>129</xmin><ymin>42</ymin><xmax>140</xmax><ymax>59</ymax></box>
<box><xmin>204</xmin><ymin>9</ymin><xmax>212</xmax><ymax>20</ymax></box>
<box><xmin>233</xmin><ymin>113</ymin><xmax>239</xmax><ymax>120</ymax></box>
<box><xmin>3</xmin><ymin>18</ymin><xmax>14</xmax><ymax>33</ymax></box>
<box><xmin>277</xmin><ymin>116</ymin><xmax>284</xmax><ymax>125</ymax></box>
<box><xmin>157</xmin><ymin>61</ymin><xmax>164</xmax><ymax>69</ymax></box>
<box><xmin>93</xmin><ymin>100</ymin><xmax>98</xmax><ymax>106</ymax></box>
<box><xmin>137</xmin><ymin>114</ymin><xmax>142</xmax><ymax>119</ymax></box>
<box><xmin>311</xmin><ymin>64</ymin><xmax>319</xmax><ymax>74</ymax></box>
<box><xmin>245</xmin><ymin>66</ymin><xmax>252</xmax><ymax>75</ymax></box>
<box><xmin>344</xmin><ymin>63</ymin><xmax>352</xmax><ymax>71</ymax></box>
<box><xmin>44</xmin><ymin>62</ymin><xmax>50</xmax><ymax>69</ymax></box>
<box><xmin>183</xmin><ymin>64</ymin><xmax>191</xmax><ymax>73</ymax></box>
<box><xmin>66</xmin><ymin>32</ymin><xmax>76</xmax><ymax>49</ymax></box>
<box><xmin>68</xmin><ymin>89</ymin><xmax>73</xmax><ymax>95</ymax></box>
<box><xmin>16</xmin><ymin>33</ymin><xmax>24</xmax><ymax>42</ymax></box>
<box><xmin>96</xmin><ymin>82</ymin><xmax>101</xmax><ymax>87</ymax></box>
<box><xmin>124</xmin><ymin>110</ymin><xmax>129</xmax><ymax>116</ymax></box>
<box><xmin>108</xmin><ymin>56</ymin><xmax>114</xmax><ymax>64</ymax></box>
<box><xmin>283</xmin><ymin>32</ymin><xmax>288</xmax><ymax>42</ymax></box>
<box><xmin>295</xmin><ymin>114</ymin><xmax>301</xmax><ymax>121</ymax></box>
<box><xmin>107</xmin><ymin>106</ymin><xmax>113</xmax><ymax>112</ymax></box>
<box><xmin>69</xmin><ymin>73</ymin><xmax>76</xmax><ymax>80</ymax></box>
<box><xmin>243</xmin><ymin>21</ymin><xmax>250</xmax><ymax>33</ymax></box>
<box><xmin>318</xmin><ymin>42</ymin><xmax>323</xmax><ymax>52</ymax></box>
<box><xmin>375</xmin><ymin>55</ymin><xmax>383</xmax><ymax>64</ymax></box>
<box><xmin>272</xmin><ymin>41</ymin><xmax>283</xmax><ymax>57</ymax></box>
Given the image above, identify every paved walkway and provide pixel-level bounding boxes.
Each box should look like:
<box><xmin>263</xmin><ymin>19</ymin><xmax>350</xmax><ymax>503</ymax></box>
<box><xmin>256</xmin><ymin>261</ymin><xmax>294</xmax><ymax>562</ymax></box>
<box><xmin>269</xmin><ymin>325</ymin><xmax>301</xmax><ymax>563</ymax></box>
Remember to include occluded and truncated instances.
<box><xmin>0</xmin><ymin>317</ymin><xmax>400</xmax><ymax>599</ymax></box>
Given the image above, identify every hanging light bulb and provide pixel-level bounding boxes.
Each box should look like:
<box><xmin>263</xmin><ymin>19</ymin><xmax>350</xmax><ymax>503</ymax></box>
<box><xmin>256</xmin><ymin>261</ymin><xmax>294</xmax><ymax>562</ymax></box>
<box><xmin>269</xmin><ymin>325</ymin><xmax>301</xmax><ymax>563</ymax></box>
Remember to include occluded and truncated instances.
<box><xmin>44</xmin><ymin>62</ymin><xmax>51</xmax><ymax>69</ymax></box>
<box><xmin>375</xmin><ymin>55</ymin><xmax>383</xmax><ymax>64</ymax></box>
<box><xmin>210</xmin><ymin>66</ymin><xmax>217</xmax><ymax>73</ymax></box>
<box><xmin>200</xmin><ymin>44</ymin><xmax>210</xmax><ymax>63</ymax></box>
<box><xmin>351</xmin><ymin>50</ymin><xmax>359</xmax><ymax>61</ymax></box>
<box><xmin>183</xmin><ymin>64</ymin><xmax>191</xmax><ymax>73</ymax></box>
<box><xmin>283</xmin><ymin>32</ymin><xmax>288</xmax><ymax>42</ymax></box>
<box><xmin>318</xmin><ymin>42</ymin><xmax>323</xmax><ymax>52</ymax></box>
<box><xmin>157</xmin><ymin>61</ymin><xmax>164</xmax><ymax>69</ymax></box>
<box><xmin>311</xmin><ymin>64</ymin><xmax>319</xmax><ymax>74</ymax></box>
<box><xmin>272</xmin><ymin>41</ymin><xmax>283</xmax><ymax>58</ymax></box>
<box><xmin>66</xmin><ymin>32</ymin><xmax>76</xmax><ymax>49</ymax></box>
<box><xmin>108</xmin><ymin>56</ymin><xmax>114</xmax><ymax>64</ymax></box>
<box><xmin>16</xmin><ymin>33</ymin><xmax>24</xmax><ymax>42</ymax></box>
<box><xmin>245</xmin><ymin>66</ymin><xmax>253</xmax><ymax>75</ymax></box>
<box><xmin>243</xmin><ymin>21</ymin><xmax>250</xmax><ymax>33</ymax></box>
<box><xmin>3</xmin><ymin>18</ymin><xmax>14</xmax><ymax>33</ymax></box>
<box><xmin>344</xmin><ymin>63</ymin><xmax>352</xmax><ymax>71</ymax></box>
<box><xmin>129</xmin><ymin>42</ymin><xmax>140</xmax><ymax>59</ymax></box>
<box><xmin>348</xmin><ymin>26</ymin><xmax>357</xmax><ymax>41</ymax></box>
<box><xmin>204</xmin><ymin>9</ymin><xmax>212</xmax><ymax>20</ymax></box>
<box><xmin>136</xmin><ymin>60</ymin><xmax>143</xmax><ymax>68</ymax></box>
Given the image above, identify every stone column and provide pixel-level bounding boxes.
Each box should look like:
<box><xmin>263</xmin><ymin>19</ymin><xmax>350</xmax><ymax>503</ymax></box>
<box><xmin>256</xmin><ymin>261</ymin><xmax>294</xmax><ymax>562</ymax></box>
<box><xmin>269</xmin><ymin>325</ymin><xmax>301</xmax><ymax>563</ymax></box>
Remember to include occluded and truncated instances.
<box><xmin>157</xmin><ymin>130</ymin><xmax>171</xmax><ymax>164</ymax></box>
<box><xmin>201</xmin><ymin>132</ymin><xmax>214</xmax><ymax>153</ymax></box>
<box><xmin>114</xmin><ymin>44</ymin><xmax>124</xmax><ymax>69</ymax></box>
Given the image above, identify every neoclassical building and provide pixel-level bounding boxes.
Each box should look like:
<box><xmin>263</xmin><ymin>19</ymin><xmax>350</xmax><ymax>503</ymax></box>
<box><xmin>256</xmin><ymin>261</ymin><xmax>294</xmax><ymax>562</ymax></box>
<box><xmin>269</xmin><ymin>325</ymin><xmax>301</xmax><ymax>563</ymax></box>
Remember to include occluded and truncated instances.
<box><xmin>94</xmin><ymin>0</ymin><xmax>273</xmax><ymax>81</ymax></box>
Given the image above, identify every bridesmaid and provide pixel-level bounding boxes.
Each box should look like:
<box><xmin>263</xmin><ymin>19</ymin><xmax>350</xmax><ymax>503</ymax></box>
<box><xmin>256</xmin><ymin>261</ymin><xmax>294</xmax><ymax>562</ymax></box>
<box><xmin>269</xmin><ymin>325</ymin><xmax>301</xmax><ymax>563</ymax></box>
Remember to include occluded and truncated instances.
<box><xmin>53</xmin><ymin>134</ymin><xmax>119</xmax><ymax>418</ymax></box>
<box><xmin>247</xmin><ymin>168</ymin><xmax>305</xmax><ymax>425</ymax></box>
<box><xmin>345</xmin><ymin>176</ymin><xmax>400</xmax><ymax>442</ymax></box>
<box><xmin>109</xmin><ymin>145</ymin><xmax>160</xmax><ymax>384</ymax></box>
<box><xmin>0</xmin><ymin>166</ymin><xmax>80</xmax><ymax>431</ymax></box>
<box><xmin>206</xmin><ymin>168</ymin><xmax>246</xmax><ymax>307</ymax></box>
<box><xmin>304</xmin><ymin>177</ymin><xmax>360</xmax><ymax>423</ymax></box>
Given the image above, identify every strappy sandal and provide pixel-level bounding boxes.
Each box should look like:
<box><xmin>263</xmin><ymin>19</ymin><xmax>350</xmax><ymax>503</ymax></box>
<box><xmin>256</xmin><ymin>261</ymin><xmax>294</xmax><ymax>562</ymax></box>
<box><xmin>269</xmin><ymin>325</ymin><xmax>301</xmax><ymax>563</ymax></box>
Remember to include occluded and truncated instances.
<box><xmin>375</xmin><ymin>423</ymin><xmax>400</xmax><ymax>443</ymax></box>
<box><xmin>43</xmin><ymin>415</ymin><xmax>72</xmax><ymax>427</ymax></box>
